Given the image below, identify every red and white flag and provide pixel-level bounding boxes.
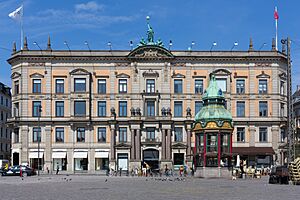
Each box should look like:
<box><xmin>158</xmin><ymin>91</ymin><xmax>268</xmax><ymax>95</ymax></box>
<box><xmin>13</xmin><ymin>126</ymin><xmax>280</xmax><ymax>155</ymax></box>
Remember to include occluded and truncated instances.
<box><xmin>274</xmin><ymin>7</ymin><xmax>279</xmax><ymax>20</ymax></box>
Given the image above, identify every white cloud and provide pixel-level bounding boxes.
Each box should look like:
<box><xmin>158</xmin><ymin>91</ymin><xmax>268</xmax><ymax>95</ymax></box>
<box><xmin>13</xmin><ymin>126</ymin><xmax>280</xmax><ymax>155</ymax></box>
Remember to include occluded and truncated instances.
<box><xmin>75</xmin><ymin>1</ymin><xmax>104</xmax><ymax>13</ymax></box>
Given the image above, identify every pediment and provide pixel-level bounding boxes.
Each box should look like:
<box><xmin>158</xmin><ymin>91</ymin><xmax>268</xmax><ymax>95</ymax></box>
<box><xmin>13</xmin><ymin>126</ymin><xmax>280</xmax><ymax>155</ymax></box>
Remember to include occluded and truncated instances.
<box><xmin>142</xmin><ymin>69</ymin><xmax>159</xmax><ymax>77</ymax></box>
<box><xmin>128</xmin><ymin>45</ymin><xmax>174</xmax><ymax>60</ymax></box>
<box><xmin>70</xmin><ymin>68</ymin><xmax>89</xmax><ymax>75</ymax></box>
<box><xmin>29</xmin><ymin>72</ymin><xmax>44</xmax><ymax>78</ymax></box>
<box><xmin>116</xmin><ymin>73</ymin><xmax>130</xmax><ymax>78</ymax></box>
<box><xmin>212</xmin><ymin>69</ymin><xmax>231</xmax><ymax>76</ymax></box>
<box><xmin>256</xmin><ymin>71</ymin><xmax>270</xmax><ymax>79</ymax></box>
<box><xmin>115</xmin><ymin>143</ymin><xmax>131</xmax><ymax>148</ymax></box>
<box><xmin>171</xmin><ymin>72</ymin><xmax>185</xmax><ymax>78</ymax></box>
<box><xmin>11</xmin><ymin>72</ymin><xmax>21</xmax><ymax>79</ymax></box>
<box><xmin>279</xmin><ymin>72</ymin><xmax>287</xmax><ymax>80</ymax></box>
<box><xmin>172</xmin><ymin>143</ymin><xmax>187</xmax><ymax>149</ymax></box>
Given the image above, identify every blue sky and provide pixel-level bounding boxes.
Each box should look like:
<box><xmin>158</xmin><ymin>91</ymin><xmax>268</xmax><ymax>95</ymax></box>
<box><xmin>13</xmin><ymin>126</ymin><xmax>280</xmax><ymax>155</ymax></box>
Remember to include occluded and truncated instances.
<box><xmin>1</xmin><ymin>0</ymin><xmax>299</xmax><ymax>90</ymax></box>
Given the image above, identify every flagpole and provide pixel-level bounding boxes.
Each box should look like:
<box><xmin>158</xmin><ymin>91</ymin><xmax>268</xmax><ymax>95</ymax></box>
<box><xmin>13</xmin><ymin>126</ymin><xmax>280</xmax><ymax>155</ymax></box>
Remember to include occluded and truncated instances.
<box><xmin>275</xmin><ymin>6</ymin><xmax>278</xmax><ymax>51</ymax></box>
<box><xmin>20</xmin><ymin>4</ymin><xmax>23</xmax><ymax>50</ymax></box>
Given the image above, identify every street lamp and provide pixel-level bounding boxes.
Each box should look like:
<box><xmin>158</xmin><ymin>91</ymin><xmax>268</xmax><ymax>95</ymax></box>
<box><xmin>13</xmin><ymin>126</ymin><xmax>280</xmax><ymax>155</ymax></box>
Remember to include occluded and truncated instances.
<box><xmin>64</xmin><ymin>41</ymin><xmax>71</xmax><ymax>51</ymax></box>
<box><xmin>37</xmin><ymin>105</ymin><xmax>42</xmax><ymax>176</ymax></box>
<box><xmin>33</xmin><ymin>41</ymin><xmax>42</xmax><ymax>51</ymax></box>
<box><xmin>231</xmin><ymin>42</ymin><xmax>238</xmax><ymax>51</ymax></box>
<box><xmin>84</xmin><ymin>41</ymin><xmax>91</xmax><ymax>51</ymax></box>
<box><xmin>210</xmin><ymin>41</ymin><xmax>217</xmax><ymax>51</ymax></box>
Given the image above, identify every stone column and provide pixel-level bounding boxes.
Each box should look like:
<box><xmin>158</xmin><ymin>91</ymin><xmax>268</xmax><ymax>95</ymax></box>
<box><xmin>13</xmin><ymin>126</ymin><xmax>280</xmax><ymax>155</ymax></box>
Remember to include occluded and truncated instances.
<box><xmin>20</xmin><ymin>126</ymin><xmax>29</xmax><ymax>164</ymax></box>
<box><xmin>161</xmin><ymin>129</ymin><xmax>166</xmax><ymax>160</ymax></box>
<box><xmin>44</xmin><ymin>126</ymin><xmax>52</xmax><ymax>172</ymax></box>
<box><xmin>186</xmin><ymin>129</ymin><xmax>191</xmax><ymax>161</ymax></box>
<box><xmin>135</xmin><ymin>129</ymin><xmax>141</xmax><ymax>161</ymax></box>
<box><xmin>130</xmin><ymin>129</ymin><xmax>135</xmax><ymax>160</ymax></box>
<box><xmin>110</xmin><ymin>128</ymin><xmax>115</xmax><ymax>161</ymax></box>
<box><xmin>166</xmin><ymin>129</ymin><xmax>172</xmax><ymax>161</ymax></box>
<box><xmin>249</xmin><ymin>125</ymin><xmax>256</xmax><ymax>146</ymax></box>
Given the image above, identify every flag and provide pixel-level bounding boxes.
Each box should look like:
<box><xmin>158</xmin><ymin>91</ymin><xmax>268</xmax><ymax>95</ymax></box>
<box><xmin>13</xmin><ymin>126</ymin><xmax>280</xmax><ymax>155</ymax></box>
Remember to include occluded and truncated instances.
<box><xmin>8</xmin><ymin>6</ymin><xmax>23</xmax><ymax>20</ymax></box>
<box><xmin>274</xmin><ymin>7</ymin><xmax>279</xmax><ymax>20</ymax></box>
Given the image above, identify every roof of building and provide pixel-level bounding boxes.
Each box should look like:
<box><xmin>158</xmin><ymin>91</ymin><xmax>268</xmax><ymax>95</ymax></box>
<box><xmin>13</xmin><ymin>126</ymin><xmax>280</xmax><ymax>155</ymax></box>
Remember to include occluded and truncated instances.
<box><xmin>0</xmin><ymin>82</ymin><xmax>11</xmax><ymax>97</ymax></box>
<box><xmin>193</xmin><ymin>75</ymin><xmax>233</xmax><ymax>131</ymax></box>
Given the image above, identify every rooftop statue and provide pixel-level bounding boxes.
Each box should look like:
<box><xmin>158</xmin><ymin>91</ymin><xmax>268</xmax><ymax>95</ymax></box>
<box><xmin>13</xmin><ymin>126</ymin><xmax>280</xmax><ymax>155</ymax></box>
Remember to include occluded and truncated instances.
<box><xmin>138</xmin><ymin>16</ymin><xmax>164</xmax><ymax>47</ymax></box>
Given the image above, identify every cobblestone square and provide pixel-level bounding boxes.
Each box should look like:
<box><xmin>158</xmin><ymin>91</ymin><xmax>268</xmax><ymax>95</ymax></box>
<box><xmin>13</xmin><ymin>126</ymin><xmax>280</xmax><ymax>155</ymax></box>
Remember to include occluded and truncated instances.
<box><xmin>0</xmin><ymin>175</ymin><xmax>299</xmax><ymax>200</ymax></box>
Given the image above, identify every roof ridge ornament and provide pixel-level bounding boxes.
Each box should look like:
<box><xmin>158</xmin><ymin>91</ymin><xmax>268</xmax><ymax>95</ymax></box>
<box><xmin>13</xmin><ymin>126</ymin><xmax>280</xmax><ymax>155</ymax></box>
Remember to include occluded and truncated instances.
<box><xmin>138</xmin><ymin>16</ymin><xmax>164</xmax><ymax>48</ymax></box>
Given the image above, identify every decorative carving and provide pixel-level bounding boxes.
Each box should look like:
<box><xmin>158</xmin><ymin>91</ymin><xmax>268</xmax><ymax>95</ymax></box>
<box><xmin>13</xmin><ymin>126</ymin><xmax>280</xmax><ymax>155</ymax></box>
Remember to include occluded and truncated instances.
<box><xmin>161</xmin><ymin>107</ymin><xmax>166</xmax><ymax>116</ymax></box>
<box><xmin>116</xmin><ymin>73</ymin><xmax>130</xmax><ymax>78</ymax></box>
<box><xmin>29</xmin><ymin>63</ymin><xmax>45</xmax><ymax>67</ymax></box>
<box><xmin>186</xmin><ymin>107</ymin><xmax>192</xmax><ymax>117</ymax></box>
<box><xmin>136</xmin><ymin>107</ymin><xmax>141</xmax><ymax>116</ymax></box>
<box><xmin>279</xmin><ymin>72</ymin><xmax>287</xmax><ymax>80</ymax></box>
<box><xmin>110</xmin><ymin>107</ymin><xmax>116</xmax><ymax>118</ymax></box>
<box><xmin>130</xmin><ymin>107</ymin><xmax>135</xmax><ymax>116</ymax></box>
<box><xmin>171</xmin><ymin>72</ymin><xmax>185</xmax><ymax>78</ymax></box>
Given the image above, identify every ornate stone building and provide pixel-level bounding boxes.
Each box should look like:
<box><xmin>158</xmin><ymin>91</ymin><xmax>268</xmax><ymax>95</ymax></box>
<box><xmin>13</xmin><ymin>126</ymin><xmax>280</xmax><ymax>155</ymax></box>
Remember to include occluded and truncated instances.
<box><xmin>7</xmin><ymin>21</ymin><xmax>288</xmax><ymax>173</ymax></box>
<box><xmin>0</xmin><ymin>82</ymin><xmax>11</xmax><ymax>160</ymax></box>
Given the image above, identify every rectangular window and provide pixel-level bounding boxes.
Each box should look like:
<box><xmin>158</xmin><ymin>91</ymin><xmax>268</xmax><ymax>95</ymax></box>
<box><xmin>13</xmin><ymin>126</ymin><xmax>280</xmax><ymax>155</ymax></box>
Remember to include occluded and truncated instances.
<box><xmin>97</xmin><ymin>127</ymin><xmax>106</xmax><ymax>143</ymax></box>
<box><xmin>280</xmin><ymin>103</ymin><xmax>285</xmax><ymax>117</ymax></box>
<box><xmin>119</xmin><ymin>79</ymin><xmax>127</xmax><ymax>93</ymax></box>
<box><xmin>195</xmin><ymin>79</ymin><xmax>203</xmax><ymax>94</ymax></box>
<box><xmin>98</xmin><ymin>101</ymin><xmax>106</xmax><ymax>117</ymax></box>
<box><xmin>174</xmin><ymin>127</ymin><xmax>183</xmax><ymax>142</ymax></box>
<box><xmin>280</xmin><ymin>128</ymin><xmax>286</xmax><ymax>142</ymax></box>
<box><xmin>33</xmin><ymin>127</ymin><xmax>41</xmax><ymax>142</ymax></box>
<box><xmin>174</xmin><ymin>79</ymin><xmax>183</xmax><ymax>94</ymax></box>
<box><xmin>14</xmin><ymin>128</ymin><xmax>19</xmax><ymax>143</ymax></box>
<box><xmin>74</xmin><ymin>78</ymin><xmax>86</xmax><ymax>92</ymax></box>
<box><xmin>174</xmin><ymin>101</ymin><xmax>183</xmax><ymax>117</ymax></box>
<box><xmin>14</xmin><ymin>103</ymin><xmax>19</xmax><ymax>117</ymax></box>
<box><xmin>5</xmin><ymin>99</ymin><xmax>8</xmax><ymax>107</ymax></box>
<box><xmin>146</xmin><ymin>101</ymin><xmax>155</xmax><ymax>117</ymax></box>
<box><xmin>33</xmin><ymin>79</ymin><xmax>41</xmax><ymax>93</ymax></box>
<box><xmin>74</xmin><ymin>101</ymin><xmax>86</xmax><ymax>116</ymax></box>
<box><xmin>98</xmin><ymin>79</ymin><xmax>106</xmax><ymax>94</ymax></box>
<box><xmin>146</xmin><ymin>128</ymin><xmax>155</xmax><ymax>140</ymax></box>
<box><xmin>55</xmin><ymin>127</ymin><xmax>64</xmax><ymax>142</ymax></box>
<box><xmin>119</xmin><ymin>101</ymin><xmax>127</xmax><ymax>117</ymax></box>
<box><xmin>0</xmin><ymin>96</ymin><xmax>3</xmax><ymax>105</ymax></box>
<box><xmin>236</xmin><ymin>101</ymin><xmax>245</xmax><ymax>117</ymax></box>
<box><xmin>280</xmin><ymin>81</ymin><xmax>285</xmax><ymax>95</ymax></box>
<box><xmin>146</xmin><ymin>79</ymin><xmax>155</xmax><ymax>93</ymax></box>
<box><xmin>259</xmin><ymin>101</ymin><xmax>268</xmax><ymax>117</ymax></box>
<box><xmin>55</xmin><ymin>101</ymin><xmax>64</xmax><ymax>117</ymax></box>
<box><xmin>216</xmin><ymin>78</ymin><xmax>227</xmax><ymax>92</ymax></box>
<box><xmin>14</xmin><ymin>80</ymin><xmax>19</xmax><ymax>95</ymax></box>
<box><xmin>259</xmin><ymin>79</ymin><xmax>267</xmax><ymax>94</ymax></box>
<box><xmin>195</xmin><ymin>101</ymin><xmax>203</xmax><ymax>115</ymax></box>
<box><xmin>236</xmin><ymin>79</ymin><xmax>245</xmax><ymax>94</ymax></box>
<box><xmin>55</xmin><ymin>79</ymin><xmax>64</xmax><ymax>94</ymax></box>
<box><xmin>32</xmin><ymin>101</ymin><xmax>41</xmax><ymax>117</ymax></box>
<box><xmin>77</xmin><ymin>127</ymin><xmax>85</xmax><ymax>142</ymax></box>
<box><xmin>259</xmin><ymin>127</ymin><xmax>268</xmax><ymax>142</ymax></box>
<box><xmin>236</xmin><ymin>127</ymin><xmax>245</xmax><ymax>142</ymax></box>
<box><xmin>119</xmin><ymin>127</ymin><xmax>127</xmax><ymax>142</ymax></box>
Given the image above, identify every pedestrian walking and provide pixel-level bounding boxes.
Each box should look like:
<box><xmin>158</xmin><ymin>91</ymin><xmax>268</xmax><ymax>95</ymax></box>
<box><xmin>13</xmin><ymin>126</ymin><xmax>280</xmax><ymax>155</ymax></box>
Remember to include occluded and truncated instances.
<box><xmin>56</xmin><ymin>163</ymin><xmax>59</xmax><ymax>175</ymax></box>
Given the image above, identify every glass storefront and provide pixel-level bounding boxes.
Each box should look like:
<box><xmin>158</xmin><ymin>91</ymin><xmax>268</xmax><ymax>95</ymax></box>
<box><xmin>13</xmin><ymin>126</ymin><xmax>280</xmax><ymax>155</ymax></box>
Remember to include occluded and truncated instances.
<box><xmin>95</xmin><ymin>158</ymin><xmax>109</xmax><ymax>170</ymax></box>
<box><xmin>53</xmin><ymin>158</ymin><xmax>67</xmax><ymax>171</ymax></box>
<box><xmin>74</xmin><ymin>158</ymin><xmax>88</xmax><ymax>171</ymax></box>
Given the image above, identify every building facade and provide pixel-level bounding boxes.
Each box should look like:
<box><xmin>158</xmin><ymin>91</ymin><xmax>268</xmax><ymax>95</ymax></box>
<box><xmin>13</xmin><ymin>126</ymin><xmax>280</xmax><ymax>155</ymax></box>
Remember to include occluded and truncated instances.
<box><xmin>0</xmin><ymin>82</ymin><xmax>11</xmax><ymax>160</ymax></box>
<box><xmin>7</xmin><ymin>24</ymin><xmax>288</xmax><ymax>173</ymax></box>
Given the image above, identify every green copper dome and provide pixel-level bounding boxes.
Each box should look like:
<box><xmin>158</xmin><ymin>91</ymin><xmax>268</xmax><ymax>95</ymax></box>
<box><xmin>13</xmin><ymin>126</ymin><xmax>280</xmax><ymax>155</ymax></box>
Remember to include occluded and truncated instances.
<box><xmin>194</xmin><ymin>75</ymin><xmax>232</xmax><ymax>129</ymax></box>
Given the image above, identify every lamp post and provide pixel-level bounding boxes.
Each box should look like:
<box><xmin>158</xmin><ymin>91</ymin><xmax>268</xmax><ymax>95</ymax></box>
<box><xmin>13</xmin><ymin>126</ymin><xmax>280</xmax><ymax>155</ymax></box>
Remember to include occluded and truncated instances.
<box><xmin>281</xmin><ymin>37</ymin><xmax>294</xmax><ymax>163</ymax></box>
<box><xmin>37</xmin><ymin>105</ymin><xmax>42</xmax><ymax>176</ymax></box>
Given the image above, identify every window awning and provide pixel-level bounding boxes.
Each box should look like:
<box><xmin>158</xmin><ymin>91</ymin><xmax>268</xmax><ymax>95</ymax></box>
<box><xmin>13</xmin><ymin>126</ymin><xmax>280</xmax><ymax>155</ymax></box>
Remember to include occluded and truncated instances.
<box><xmin>29</xmin><ymin>152</ymin><xmax>44</xmax><ymax>158</ymax></box>
<box><xmin>73</xmin><ymin>152</ymin><xmax>88</xmax><ymax>158</ymax></box>
<box><xmin>95</xmin><ymin>152</ymin><xmax>109</xmax><ymax>158</ymax></box>
<box><xmin>52</xmin><ymin>152</ymin><xmax>66</xmax><ymax>159</ymax></box>
<box><xmin>232</xmin><ymin>147</ymin><xmax>275</xmax><ymax>156</ymax></box>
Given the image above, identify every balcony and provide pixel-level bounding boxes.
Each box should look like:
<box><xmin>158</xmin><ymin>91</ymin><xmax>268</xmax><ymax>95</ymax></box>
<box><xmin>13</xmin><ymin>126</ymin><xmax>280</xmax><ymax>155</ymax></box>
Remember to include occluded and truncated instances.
<box><xmin>142</xmin><ymin>137</ymin><xmax>161</xmax><ymax>146</ymax></box>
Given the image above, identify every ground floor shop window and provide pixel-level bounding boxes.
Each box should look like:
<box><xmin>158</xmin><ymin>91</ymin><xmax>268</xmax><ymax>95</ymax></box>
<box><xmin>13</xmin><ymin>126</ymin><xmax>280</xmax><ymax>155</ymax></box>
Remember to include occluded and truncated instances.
<box><xmin>206</xmin><ymin>157</ymin><xmax>218</xmax><ymax>167</ymax></box>
<box><xmin>74</xmin><ymin>158</ymin><xmax>88</xmax><ymax>171</ymax></box>
<box><xmin>95</xmin><ymin>158</ymin><xmax>109</xmax><ymax>170</ymax></box>
<box><xmin>117</xmin><ymin>153</ymin><xmax>128</xmax><ymax>171</ymax></box>
<box><xmin>53</xmin><ymin>158</ymin><xmax>67</xmax><ymax>171</ymax></box>
<box><xmin>173</xmin><ymin>153</ymin><xmax>184</xmax><ymax>165</ymax></box>
<box><xmin>30</xmin><ymin>158</ymin><xmax>44</xmax><ymax>170</ymax></box>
